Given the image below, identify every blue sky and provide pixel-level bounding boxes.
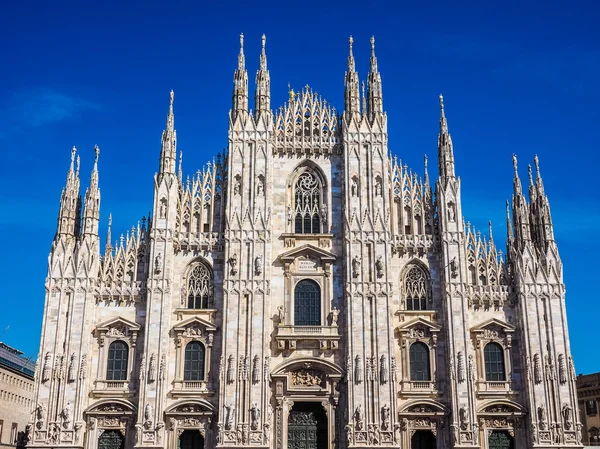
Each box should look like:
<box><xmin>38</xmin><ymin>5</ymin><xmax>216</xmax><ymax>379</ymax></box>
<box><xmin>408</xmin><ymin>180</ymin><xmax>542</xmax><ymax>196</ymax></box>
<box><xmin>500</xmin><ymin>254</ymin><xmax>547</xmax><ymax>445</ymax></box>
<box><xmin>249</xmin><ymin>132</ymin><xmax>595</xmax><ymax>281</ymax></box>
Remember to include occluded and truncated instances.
<box><xmin>1</xmin><ymin>1</ymin><xmax>598</xmax><ymax>373</ymax></box>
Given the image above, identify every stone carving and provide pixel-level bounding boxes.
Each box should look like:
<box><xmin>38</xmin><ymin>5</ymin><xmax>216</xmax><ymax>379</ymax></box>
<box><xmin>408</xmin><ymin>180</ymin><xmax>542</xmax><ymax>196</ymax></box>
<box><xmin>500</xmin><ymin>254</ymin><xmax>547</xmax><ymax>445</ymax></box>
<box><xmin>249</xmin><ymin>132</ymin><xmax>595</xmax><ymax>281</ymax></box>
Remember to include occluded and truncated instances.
<box><xmin>538</xmin><ymin>406</ymin><xmax>546</xmax><ymax>430</ymax></box>
<box><xmin>155</xmin><ymin>421</ymin><xmax>165</xmax><ymax>444</ymax></box>
<box><xmin>240</xmin><ymin>355</ymin><xmax>249</xmax><ymax>380</ymax></box>
<box><xmin>287</xmin><ymin>206</ymin><xmax>293</xmax><ymax>224</ymax></box>
<box><xmin>169</xmin><ymin>418</ymin><xmax>177</xmax><ymax>431</ymax></box>
<box><xmin>134</xmin><ymin>424</ymin><xmax>143</xmax><ymax>445</ymax></box>
<box><xmin>234</xmin><ymin>178</ymin><xmax>241</xmax><ymax>195</ymax></box>
<box><xmin>375</xmin><ymin>179</ymin><xmax>382</xmax><ymax>196</ymax></box>
<box><xmin>154</xmin><ymin>253</ymin><xmax>162</xmax><ymax>274</ymax></box>
<box><xmin>354</xmin><ymin>405</ymin><xmax>364</xmax><ymax>431</ymax></box>
<box><xmin>159</xmin><ymin>199</ymin><xmax>166</xmax><ymax>218</ymax></box>
<box><xmin>250</xmin><ymin>403</ymin><xmax>260</xmax><ymax>430</ymax></box>
<box><xmin>569</xmin><ymin>356</ymin><xmax>576</xmax><ymax>380</ymax></box>
<box><xmin>228</xmin><ymin>253</ymin><xmax>238</xmax><ymax>275</ymax></box>
<box><xmin>558</xmin><ymin>354</ymin><xmax>567</xmax><ymax>384</ymax></box>
<box><xmin>468</xmin><ymin>354</ymin><xmax>475</xmax><ymax>381</ymax></box>
<box><xmin>291</xmin><ymin>369</ymin><xmax>324</xmax><ymax>387</ymax></box>
<box><xmin>62</xmin><ymin>402</ymin><xmax>72</xmax><ymax>428</ymax></box>
<box><xmin>67</xmin><ymin>353</ymin><xmax>77</xmax><ymax>383</ymax></box>
<box><xmin>227</xmin><ymin>355</ymin><xmax>235</xmax><ymax>383</ymax></box>
<box><xmin>381</xmin><ymin>404</ymin><xmax>390</xmax><ymax>430</ymax></box>
<box><xmin>390</xmin><ymin>356</ymin><xmax>397</xmax><ymax>382</ymax></box>
<box><xmin>448</xmin><ymin>202</ymin><xmax>456</xmax><ymax>221</ymax></box>
<box><xmin>330</xmin><ymin>307</ymin><xmax>340</xmax><ymax>326</ymax></box>
<box><xmin>355</xmin><ymin>355</ymin><xmax>363</xmax><ymax>383</ymax></box>
<box><xmin>346</xmin><ymin>355</ymin><xmax>353</xmax><ymax>382</ymax></box>
<box><xmin>534</xmin><ymin>354</ymin><xmax>542</xmax><ymax>384</ymax></box>
<box><xmin>148</xmin><ymin>353</ymin><xmax>157</xmax><ymax>383</ymax></box>
<box><xmin>252</xmin><ymin>355</ymin><xmax>260</xmax><ymax>384</ymax></box>
<box><xmin>375</xmin><ymin>256</ymin><xmax>384</xmax><ymax>278</ymax></box>
<box><xmin>79</xmin><ymin>354</ymin><xmax>87</xmax><ymax>380</ymax></box>
<box><xmin>264</xmin><ymin>355</ymin><xmax>270</xmax><ymax>381</ymax></box>
<box><xmin>320</xmin><ymin>203</ymin><xmax>328</xmax><ymax>225</ymax></box>
<box><xmin>352</xmin><ymin>255</ymin><xmax>361</xmax><ymax>278</ymax></box>
<box><xmin>36</xmin><ymin>404</ymin><xmax>47</xmax><ymax>427</ymax></box>
<box><xmin>351</xmin><ymin>178</ymin><xmax>358</xmax><ymax>197</ymax></box>
<box><xmin>457</xmin><ymin>352</ymin><xmax>465</xmax><ymax>383</ymax></box>
<box><xmin>225</xmin><ymin>404</ymin><xmax>235</xmax><ymax>430</ymax></box>
<box><xmin>380</xmin><ymin>354</ymin><xmax>388</xmax><ymax>384</ymax></box>
<box><xmin>545</xmin><ymin>354</ymin><xmax>555</xmax><ymax>381</ymax></box>
<box><xmin>88</xmin><ymin>417</ymin><xmax>97</xmax><ymax>431</ymax></box>
<box><xmin>277</xmin><ymin>305</ymin><xmax>285</xmax><ymax>324</ymax></box>
<box><xmin>459</xmin><ymin>406</ymin><xmax>469</xmax><ymax>430</ymax></box>
<box><xmin>42</xmin><ymin>352</ymin><xmax>52</xmax><ymax>383</ymax></box>
<box><xmin>139</xmin><ymin>354</ymin><xmax>146</xmax><ymax>381</ymax></box>
<box><xmin>450</xmin><ymin>256</ymin><xmax>458</xmax><ymax>277</ymax></box>
<box><xmin>256</xmin><ymin>178</ymin><xmax>264</xmax><ymax>196</ymax></box>
<box><xmin>144</xmin><ymin>403</ymin><xmax>153</xmax><ymax>429</ymax></box>
<box><xmin>254</xmin><ymin>254</ymin><xmax>263</xmax><ymax>276</ymax></box>
<box><xmin>562</xmin><ymin>404</ymin><xmax>573</xmax><ymax>430</ymax></box>
<box><xmin>159</xmin><ymin>354</ymin><xmax>166</xmax><ymax>380</ymax></box>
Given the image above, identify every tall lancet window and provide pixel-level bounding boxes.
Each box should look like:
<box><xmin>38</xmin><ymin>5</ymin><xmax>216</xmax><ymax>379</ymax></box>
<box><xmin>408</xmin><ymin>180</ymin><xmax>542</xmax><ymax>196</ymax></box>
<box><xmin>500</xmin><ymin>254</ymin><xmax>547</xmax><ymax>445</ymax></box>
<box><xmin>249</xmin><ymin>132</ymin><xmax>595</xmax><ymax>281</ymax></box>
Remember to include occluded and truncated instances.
<box><xmin>187</xmin><ymin>263</ymin><xmax>212</xmax><ymax>309</ymax></box>
<box><xmin>294</xmin><ymin>171</ymin><xmax>322</xmax><ymax>234</ymax></box>
<box><xmin>404</xmin><ymin>265</ymin><xmax>430</xmax><ymax>311</ymax></box>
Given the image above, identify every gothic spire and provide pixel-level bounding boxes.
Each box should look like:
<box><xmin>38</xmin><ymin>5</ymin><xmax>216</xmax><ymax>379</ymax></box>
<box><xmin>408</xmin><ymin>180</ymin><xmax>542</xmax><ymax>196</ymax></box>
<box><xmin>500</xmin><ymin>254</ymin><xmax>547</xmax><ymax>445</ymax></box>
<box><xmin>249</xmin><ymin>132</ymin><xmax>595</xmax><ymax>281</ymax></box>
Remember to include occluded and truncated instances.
<box><xmin>437</xmin><ymin>94</ymin><xmax>455</xmax><ymax>185</ymax></box>
<box><xmin>254</xmin><ymin>34</ymin><xmax>271</xmax><ymax>120</ymax></box>
<box><xmin>82</xmin><ymin>145</ymin><xmax>101</xmax><ymax>237</ymax></box>
<box><xmin>511</xmin><ymin>154</ymin><xmax>531</xmax><ymax>249</ymax></box>
<box><xmin>344</xmin><ymin>36</ymin><xmax>361</xmax><ymax>120</ymax></box>
<box><xmin>158</xmin><ymin>90</ymin><xmax>177</xmax><ymax>181</ymax></box>
<box><xmin>424</xmin><ymin>154</ymin><xmax>430</xmax><ymax>187</ymax></box>
<box><xmin>367</xmin><ymin>36</ymin><xmax>383</xmax><ymax>121</ymax></box>
<box><xmin>232</xmin><ymin>33</ymin><xmax>248</xmax><ymax>122</ymax></box>
<box><xmin>533</xmin><ymin>155</ymin><xmax>555</xmax><ymax>247</ymax></box>
<box><xmin>105</xmin><ymin>213</ymin><xmax>112</xmax><ymax>255</ymax></box>
<box><xmin>55</xmin><ymin>146</ymin><xmax>82</xmax><ymax>241</ymax></box>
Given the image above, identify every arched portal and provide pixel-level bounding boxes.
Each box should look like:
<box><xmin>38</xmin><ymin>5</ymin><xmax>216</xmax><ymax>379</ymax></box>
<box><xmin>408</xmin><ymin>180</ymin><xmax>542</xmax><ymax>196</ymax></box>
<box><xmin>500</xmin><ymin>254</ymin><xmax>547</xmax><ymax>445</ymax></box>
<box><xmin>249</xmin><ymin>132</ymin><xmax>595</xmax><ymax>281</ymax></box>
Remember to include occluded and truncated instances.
<box><xmin>287</xmin><ymin>402</ymin><xmax>327</xmax><ymax>449</ymax></box>
<box><xmin>411</xmin><ymin>430</ymin><xmax>436</xmax><ymax>449</ymax></box>
<box><xmin>98</xmin><ymin>430</ymin><xmax>124</xmax><ymax>449</ymax></box>
<box><xmin>179</xmin><ymin>429</ymin><xmax>204</xmax><ymax>449</ymax></box>
<box><xmin>488</xmin><ymin>430</ymin><xmax>514</xmax><ymax>449</ymax></box>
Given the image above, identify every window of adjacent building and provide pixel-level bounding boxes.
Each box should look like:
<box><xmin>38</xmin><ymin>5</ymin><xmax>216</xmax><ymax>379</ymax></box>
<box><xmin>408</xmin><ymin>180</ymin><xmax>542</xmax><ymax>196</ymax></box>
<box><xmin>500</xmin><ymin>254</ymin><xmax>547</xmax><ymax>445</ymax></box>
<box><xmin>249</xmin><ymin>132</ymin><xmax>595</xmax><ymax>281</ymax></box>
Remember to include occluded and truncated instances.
<box><xmin>587</xmin><ymin>399</ymin><xmax>598</xmax><ymax>416</ymax></box>
<box><xmin>409</xmin><ymin>342</ymin><xmax>431</xmax><ymax>381</ymax></box>
<box><xmin>294</xmin><ymin>280</ymin><xmax>321</xmax><ymax>326</ymax></box>
<box><xmin>11</xmin><ymin>423</ymin><xmax>17</xmax><ymax>444</ymax></box>
<box><xmin>0</xmin><ymin>419</ymin><xmax>4</xmax><ymax>442</ymax></box>
<box><xmin>484</xmin><ymin>342</ymin><xmax>506</xmax><ymax>382</ymax></box>
<box><xmin>294</xmin><ymin>171</ymin><xmax>323</xmax><ymax>234</ymax></box>
<box><xmin>106</xmin><ymin>340</ymin><xmax>129</xmax><ymax>381</ymax></box>
<box><xmin>187</xmin><ymin>263</ymin><xmax>212</xmax><ymax>309</ymax></box>
<box><xmin>183</xmin><ymin>341</ymin><xmax>206</xmax><ymax>381</ymax></box>
<box><xmin>404</xmin><ymin>265</ymin><xmax>429</xmax><ymax>311</ymax></box>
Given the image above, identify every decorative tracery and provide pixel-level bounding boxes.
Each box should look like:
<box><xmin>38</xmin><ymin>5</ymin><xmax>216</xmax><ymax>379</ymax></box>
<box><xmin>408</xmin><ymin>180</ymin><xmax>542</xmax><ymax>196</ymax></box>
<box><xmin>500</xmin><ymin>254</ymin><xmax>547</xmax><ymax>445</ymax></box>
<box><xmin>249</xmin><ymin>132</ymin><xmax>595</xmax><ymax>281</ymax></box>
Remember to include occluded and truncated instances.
<box><xmin>404</xmin><ymin>265</ymin><xmax>430</xmax><ymax>310</ymax></box>
<box><xmin>187</xmin><ymin>263</ymin><xmax>212</xmax><ymax>309</ymax></box>
<box><xmin>294</xmin><ymin>172</ymin><xmax>322</xmax><ymax>234</ymax></box>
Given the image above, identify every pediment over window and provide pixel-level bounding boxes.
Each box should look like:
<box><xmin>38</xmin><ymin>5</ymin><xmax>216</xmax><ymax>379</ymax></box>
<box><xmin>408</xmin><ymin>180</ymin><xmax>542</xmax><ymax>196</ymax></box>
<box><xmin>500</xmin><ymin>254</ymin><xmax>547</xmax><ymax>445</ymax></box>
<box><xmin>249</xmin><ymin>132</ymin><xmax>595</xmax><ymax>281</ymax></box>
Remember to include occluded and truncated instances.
<box><xmin>85</xmin><ymin>399</ymin><xmax>137</xmax><ymax>415</ymax></box>
<box><xmin>396</xmin><ymin>317</ymin><xmax>441</xmax><ymax>335</ymax></box>
<box><xmin>278</xmin><ymin>244</ymin><xmax>337</xmax><ymax>263</ymax></box>
<box><xmin>94</xmin><ymin>317</ymin><xmax>141</xmax><ymax>347</ymax></box>
<box><xmin>172</xmin><ymin>316</ymin><xmax>217</xmax><ymax>336</ymax></box>
<box><xmin>470</xmin><ymin>318</ymin><xmax>515</xmax><ymax>336</ymax></box>
<box><xmin>478</xmin><ymin>400</ymin><xmax>525</xmax><ymax>415</ymax></box>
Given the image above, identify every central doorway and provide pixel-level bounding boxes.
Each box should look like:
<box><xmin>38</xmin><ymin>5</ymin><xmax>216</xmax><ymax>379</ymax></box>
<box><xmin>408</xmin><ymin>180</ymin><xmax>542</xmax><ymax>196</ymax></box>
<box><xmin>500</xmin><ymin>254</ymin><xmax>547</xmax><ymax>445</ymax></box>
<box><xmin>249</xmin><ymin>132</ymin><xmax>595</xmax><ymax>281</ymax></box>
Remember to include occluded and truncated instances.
<box><xmin>488</xmin><ymin>430</ymin><xmax>514</xmax><ymax>449</ymax></box>
<box><xmin>179</xmin><ymin>429</ymin><xmax>204</xmax><ymax>449</ymax></box>
<box><xmin>411</xmin><ymin>430</ymin><xmax>436</xmax><ymax>449</ymax></box>
<box><xmin>287</xmin><ymin>402</ymin><xmax>327</xmax><ymax>449</ymax></box>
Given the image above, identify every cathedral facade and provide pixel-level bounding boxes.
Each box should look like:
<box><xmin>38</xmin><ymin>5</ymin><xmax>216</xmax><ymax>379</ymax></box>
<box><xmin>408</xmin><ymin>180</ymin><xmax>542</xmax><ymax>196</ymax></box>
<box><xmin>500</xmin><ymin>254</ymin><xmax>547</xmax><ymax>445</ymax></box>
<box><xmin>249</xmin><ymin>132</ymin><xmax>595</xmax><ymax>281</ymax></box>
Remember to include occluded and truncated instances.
<box><xmin>27</xmin><ymin>35</ymin><xmax>582</xmax><ymax>449</ymax></box>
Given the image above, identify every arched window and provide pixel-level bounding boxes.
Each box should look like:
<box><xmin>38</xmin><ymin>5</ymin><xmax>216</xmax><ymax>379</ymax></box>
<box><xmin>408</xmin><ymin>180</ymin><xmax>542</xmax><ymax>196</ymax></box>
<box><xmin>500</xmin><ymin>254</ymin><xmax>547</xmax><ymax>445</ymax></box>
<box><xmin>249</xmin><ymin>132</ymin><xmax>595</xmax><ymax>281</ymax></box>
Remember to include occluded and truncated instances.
<box><xmin>106</xmin><ymin>341</ymin><xmax>128</xmax><ymax>381</ymax></box>
<box><xmin>187</xmin><ymin>263</ymin><xmax>212</xmax><ymax>309</ymax></box>
<box><xmin>294</xmin><ymin>280</ymin><xmax>321</xmax><ymax>326</ymax></box>
<box><xmin>184</xmin><ymin>341</ymin><xmax>205</xmax><ymax>381</ymax></box>
<box><xmin>294</xmin><ymin>171</ymin><xmax>323</xmax><ymax>234</ymax></box>
<box><xmin>484</xmin><ymin>342</ymin><xmax>506</xmax><ymax>381</ymax></box>
<box><xmin>404</xmin><ymin>265</ymin><xmax>429</xmax><ymax>311</ymax></box>
<box><xmin>409</xmin><ymin>342</ymin><xmax>431</xmax><ymax>381</ymax></box>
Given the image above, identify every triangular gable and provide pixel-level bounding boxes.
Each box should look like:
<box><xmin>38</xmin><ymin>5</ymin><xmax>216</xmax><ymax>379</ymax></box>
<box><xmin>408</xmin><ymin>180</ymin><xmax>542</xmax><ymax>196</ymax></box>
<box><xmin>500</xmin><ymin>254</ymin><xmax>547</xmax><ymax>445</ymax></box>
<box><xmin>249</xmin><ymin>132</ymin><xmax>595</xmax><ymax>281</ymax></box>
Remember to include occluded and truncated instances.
<box><xmin>96</xmin><ymin>316</ymin><xmax>141</xmax><ymax>332</ymax></box>
<box><xmin>278</xmin><ymin>244</ymin><xmax>337</xmax><ymax>263</ymax></box>
<box><xmin>397</xmin><ymin>317</ymin><xmax>441</xmax><ymax>333</ymax></box>
<box><xmin>172</xmin><ymin>316</ymin><xmax>217</xmax><ymax>333</ymax></box>
<box><xmin>470</xmin><ymin>318</ymin><xmax>515</xmax><ymax>334</ymax></box>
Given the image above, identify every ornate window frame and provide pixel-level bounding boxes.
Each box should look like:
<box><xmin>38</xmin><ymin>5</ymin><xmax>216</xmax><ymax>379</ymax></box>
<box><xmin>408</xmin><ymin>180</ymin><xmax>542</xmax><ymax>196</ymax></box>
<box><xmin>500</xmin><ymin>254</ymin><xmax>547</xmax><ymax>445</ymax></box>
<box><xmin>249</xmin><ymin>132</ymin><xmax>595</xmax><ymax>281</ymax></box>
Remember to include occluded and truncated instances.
<box><xmin>476</xmin><ymin>401</ymin><xmax>526</xmax><ymax>448</ymax></box>
<box><xmin>396</xmin><ymin>318</ymin><xmax>441</xmax><ymax>394</ymax></box>
<box><xmin>471</xmin><ymin>319</ymin><xmax>515</xmax><ymax>396</ymax></box>
<box><xmin>397</xmin><ymin>401</ymin><xmax>449</xmax><ymax>449</ymax></box>
<box><xmin>83</xmin><ymin>399</ymin><xmax>137</xmax><ymax>449</ymax></box>
<box><xmin>276</xmin><ymin>245</ymin><xmax>339</xmax><ymax>351</ymax></box>
<box><xmin>181</xmin><ymin>260</ymin><xmax>214</xmax><ymax>310</ymax></box>
<box><xmin>93</xmin><ymin>317</ymin><xmax>140</xmax><ymax>396</ymax></box>
<box><xmin>171</xmin><ymin>317</ymin><xmax>217</xmax><ymax>396</ymax></box>
<box><xmin>165</xmin><ymin>400</ymin><xmax>216</xmax><ymax>449</ymax></box>
<box><xmin>287</xmin><ymin>164</ymin><xmax>329</xmax><ymax>235</ymax></box>
<box><xmin>398</xmin><ymin>262</ymin><xmax>435</xmax><ymax>320</ymax></box>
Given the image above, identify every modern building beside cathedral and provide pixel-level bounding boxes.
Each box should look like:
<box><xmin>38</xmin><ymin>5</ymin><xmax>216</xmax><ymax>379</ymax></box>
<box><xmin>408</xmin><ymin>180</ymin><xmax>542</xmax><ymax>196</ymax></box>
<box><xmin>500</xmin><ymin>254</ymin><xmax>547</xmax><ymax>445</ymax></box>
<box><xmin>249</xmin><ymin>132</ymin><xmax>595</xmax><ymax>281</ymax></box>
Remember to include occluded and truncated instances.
<box><xmin>27</xmin><ymin>34</ymin><xmax>583</xmax><ymax>449</ymax></box>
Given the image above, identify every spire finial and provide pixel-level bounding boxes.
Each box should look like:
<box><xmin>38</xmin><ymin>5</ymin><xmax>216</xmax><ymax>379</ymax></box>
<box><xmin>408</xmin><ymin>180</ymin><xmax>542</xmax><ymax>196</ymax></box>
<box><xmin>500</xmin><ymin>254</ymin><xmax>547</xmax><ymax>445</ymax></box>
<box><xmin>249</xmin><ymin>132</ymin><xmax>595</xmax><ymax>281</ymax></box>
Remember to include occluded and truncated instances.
<box><xmin>489</xmin><ymin>220</ymin><xmax>494</xmax><ymax>242</ymax></box>
<box><xmin>534</xmin><ymin>154</ymin><xmax>540</xmax><ymax>178</ymax></box>
<box><xmin>439</xmin><ymin>94</ymin><xmax>445</xmax><ymax>117</ymax></box>
<box><xmin>528</xmin><ymin>164</ymin><xmax>534</xmax><ymax>186</ymax></box>
<box><xmin>169</xmin><ymin>90</ymin><xmax>174</xmax><ymax>107</ymax></box>
<box><xmin>288</xmin><ymin>84</ymin><xmax>294</xmax><ymax>103</ymax></box>
<box><xmin>94</xmin><ymin>145</ymin><xmax>100</xmax><ymax>164</ymax></box>
<box><xmin>512</xmin><ymin>154</ymin><xmax>518</xmax><ymax>175</ymax></box>
<box><xmin>349</xmin><ymin>35</ymin><xmax>354</xmax><ymax>51</ymax></box>
<box><xmin>240</xmin><ymin>33</ymin><xmax>244</xmax><ymax>51</ymax></box>
<box><xmin>70</xmin><ymin>146</ymin><xmax>77</xmax><ymax>172</ymax></box>
<box><xmin>424</xmin><ymin>154</ymin><xmax>430</xmax><ymax>186</ymax></box>
<box><xmin>370</xmin><ymin>35</ymin><xmax>375</xmax><ymax>53</ymax></box>
<box><xmin>261</xmin><ymin>34</ymin><xmax>266</xmax><ymax>50</ymax></box>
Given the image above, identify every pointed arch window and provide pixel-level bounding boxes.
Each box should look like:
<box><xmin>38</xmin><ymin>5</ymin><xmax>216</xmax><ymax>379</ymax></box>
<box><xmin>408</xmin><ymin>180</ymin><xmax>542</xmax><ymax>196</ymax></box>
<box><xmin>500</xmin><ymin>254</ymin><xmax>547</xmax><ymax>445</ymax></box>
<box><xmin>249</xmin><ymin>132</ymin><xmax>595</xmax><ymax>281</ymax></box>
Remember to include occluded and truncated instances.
<box><xmin>484</xmin><ymin>342</ymin><xmax>506</xmax><ymax>381</ymax></box>
<box><xmin>106</xmin><ymin>341</ymin><xmax>128</xmax><ymax>381</ymax></box>
<box><xmin>187</xmin><ymin>263</ymin><xmax>212</xmax><ymax>309</ymax></box>
<box><xmin>294</xmin><ymin>172</ymin><xmax>323</xmax><ymax>234</ymax></box>
<box><xmin>404</xmin><ymin>265</ymin><xmax>430</xmax><ymax>311</ymax></box>
<box><xmin>294</xmin><ymin>280</ymin><xmax>321</xmax><ymax>326</ymax></box>
<box><xmin>184</xmin><ymin>341</ymin><xmax>205</xmax><ymax>381</ymax></box>
<box><xmin>409</xmin><ymin>342</ymin><xmax>431</xmax><ymax>381</ymax></box>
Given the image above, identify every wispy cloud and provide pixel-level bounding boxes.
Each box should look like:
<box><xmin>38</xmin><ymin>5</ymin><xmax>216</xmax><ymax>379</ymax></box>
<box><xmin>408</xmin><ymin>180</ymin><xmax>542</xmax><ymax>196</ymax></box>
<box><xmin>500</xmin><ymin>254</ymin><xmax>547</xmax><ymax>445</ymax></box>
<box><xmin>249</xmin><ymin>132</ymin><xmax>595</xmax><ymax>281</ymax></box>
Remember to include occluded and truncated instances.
<box><xmin>0</xmin><ymin>88</ymin><xmax>100</xmax><ymax>137</ymax></box>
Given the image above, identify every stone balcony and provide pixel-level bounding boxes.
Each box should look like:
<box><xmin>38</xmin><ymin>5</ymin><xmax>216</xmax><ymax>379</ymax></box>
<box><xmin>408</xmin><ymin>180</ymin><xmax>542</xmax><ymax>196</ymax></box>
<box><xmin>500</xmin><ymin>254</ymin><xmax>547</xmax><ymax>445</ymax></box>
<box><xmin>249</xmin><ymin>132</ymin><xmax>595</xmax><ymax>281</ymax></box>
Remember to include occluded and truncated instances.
<box><xmin>476</xmin><ymin>380</ymin><xmax>517</xmax><ymax>398</ymax></box>
<box><xmin>92</xmin><ymin>379</ymin><xmax>135</xmax><ymax>398</ymax></box>
<box><xmin>275</xmin><ymin>325</ymin><xmax>341</xmax><ymax>351</ymax></box>
<box><xmin>399</xmin><ymin>380</ymin><xmax>440</xmax><ymax>397</ymax></box>
<box><xmin>170</xmin><ymin>379</ymin><xmax>214</xmax><ymax>398</ymax></box>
